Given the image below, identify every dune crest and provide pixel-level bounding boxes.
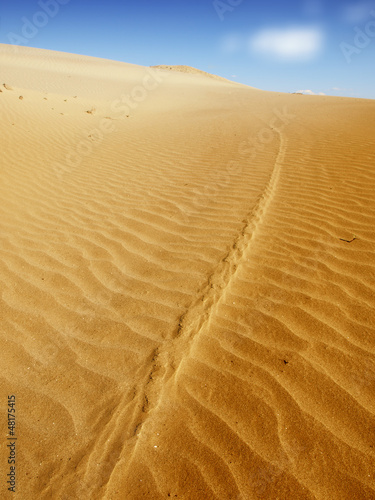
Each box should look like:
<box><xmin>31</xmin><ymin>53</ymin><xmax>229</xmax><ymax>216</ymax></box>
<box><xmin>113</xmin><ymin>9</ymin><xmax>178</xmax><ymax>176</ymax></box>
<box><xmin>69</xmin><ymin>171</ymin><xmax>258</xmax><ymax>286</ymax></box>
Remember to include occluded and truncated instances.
<box><xmin>150</xmin><ymin>65</ymin><xmax>237</xmax><ymax>83</ymax></box>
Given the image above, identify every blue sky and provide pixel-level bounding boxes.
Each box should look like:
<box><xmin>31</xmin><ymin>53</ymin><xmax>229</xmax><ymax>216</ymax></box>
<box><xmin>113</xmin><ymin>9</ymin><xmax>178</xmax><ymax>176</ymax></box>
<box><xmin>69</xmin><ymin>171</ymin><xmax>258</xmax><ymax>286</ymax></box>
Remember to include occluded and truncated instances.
<box><xmin>1</xmin><ymin>0</ymin><xmax>375</xmax><ymax>98</ymax></box>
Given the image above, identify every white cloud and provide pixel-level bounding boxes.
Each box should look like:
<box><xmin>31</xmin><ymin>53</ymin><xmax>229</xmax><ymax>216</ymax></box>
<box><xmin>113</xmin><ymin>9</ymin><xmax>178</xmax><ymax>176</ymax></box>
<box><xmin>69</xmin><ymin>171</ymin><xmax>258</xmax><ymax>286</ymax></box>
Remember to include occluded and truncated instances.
<box><xmin>295</xmin><ymin>89</ymin><xmax>326</xmax><ymax>95</ymax></box>
<box><xmin>249</xmin><ymin>26</ymin><xmax>324</xmax><ymax>61</ymax></box>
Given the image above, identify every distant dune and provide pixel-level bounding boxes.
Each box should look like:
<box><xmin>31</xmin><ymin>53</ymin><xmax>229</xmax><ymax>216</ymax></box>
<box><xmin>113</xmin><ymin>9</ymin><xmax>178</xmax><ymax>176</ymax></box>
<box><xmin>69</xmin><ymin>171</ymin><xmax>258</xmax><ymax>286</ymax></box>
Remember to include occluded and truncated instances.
<box><xmin>1</xmin><ymin>43</ymin><xmax>375</xmax><ymax>499</ymax></box>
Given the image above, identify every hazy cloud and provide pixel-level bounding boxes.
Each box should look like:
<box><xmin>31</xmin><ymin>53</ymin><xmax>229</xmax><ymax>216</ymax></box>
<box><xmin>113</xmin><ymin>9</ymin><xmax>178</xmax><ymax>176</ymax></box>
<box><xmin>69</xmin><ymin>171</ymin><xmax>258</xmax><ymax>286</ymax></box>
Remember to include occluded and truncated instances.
<box><xmin>220</xmin><ymin>33</ymin><xmax>243</xmax><ymax>54</ymax></box>
<box><xmin>341</xmin><ymin>2</ymin><xmax>375</xmax><ymax>23</ymax></box>
<box><xmin>331</xmin><ymin>86</ymin><xmax>354</xmax><ymax>92</ymax></box>
<box><xmin>303</xmin><ymin>0</ymin><xmax>324</xmax><ymax>17</ymax></box>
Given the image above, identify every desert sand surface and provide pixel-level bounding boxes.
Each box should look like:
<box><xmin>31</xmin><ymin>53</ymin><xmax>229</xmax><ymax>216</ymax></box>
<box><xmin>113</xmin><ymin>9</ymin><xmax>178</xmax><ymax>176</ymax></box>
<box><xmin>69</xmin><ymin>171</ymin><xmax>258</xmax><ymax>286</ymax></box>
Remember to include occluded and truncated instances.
<box><xmin>1</xmin><ymin>44</ymin><xmax>375</xmax><ymax>500</ymax></box>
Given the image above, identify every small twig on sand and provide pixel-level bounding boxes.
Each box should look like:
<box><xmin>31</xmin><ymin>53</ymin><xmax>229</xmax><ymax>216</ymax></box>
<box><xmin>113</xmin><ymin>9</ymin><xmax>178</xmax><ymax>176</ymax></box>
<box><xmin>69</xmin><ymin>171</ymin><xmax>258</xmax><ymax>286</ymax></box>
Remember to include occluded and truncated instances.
<box><xmin>339</xmin><ymin>235</ymin><xmax>356</xmax><ymax>243</ymax></box>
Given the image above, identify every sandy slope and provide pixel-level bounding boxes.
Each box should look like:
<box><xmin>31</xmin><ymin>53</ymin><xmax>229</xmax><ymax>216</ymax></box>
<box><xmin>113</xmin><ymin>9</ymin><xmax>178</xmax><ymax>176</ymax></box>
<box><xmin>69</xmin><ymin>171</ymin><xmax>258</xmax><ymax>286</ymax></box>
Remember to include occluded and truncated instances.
<box><xmin>0</xmin><ymin>44</ymin><xmax>374</xmax><ymax>500</ymax></box>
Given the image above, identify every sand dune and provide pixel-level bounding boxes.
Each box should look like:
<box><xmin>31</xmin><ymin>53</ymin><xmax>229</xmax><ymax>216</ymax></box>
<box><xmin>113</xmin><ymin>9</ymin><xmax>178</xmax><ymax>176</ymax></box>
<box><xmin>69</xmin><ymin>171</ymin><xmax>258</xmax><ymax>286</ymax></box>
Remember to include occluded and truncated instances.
<box><xmin>0</xmin><ymin>44</ymin><xmax>375</xmax><ymax>499</ymax></box>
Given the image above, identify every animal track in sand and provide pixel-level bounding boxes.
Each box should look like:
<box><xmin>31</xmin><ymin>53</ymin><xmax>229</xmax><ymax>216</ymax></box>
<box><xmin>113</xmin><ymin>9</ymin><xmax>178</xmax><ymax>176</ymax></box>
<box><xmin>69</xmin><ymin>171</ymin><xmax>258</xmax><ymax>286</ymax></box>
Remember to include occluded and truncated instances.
<box><xmin>130</xmin><ymin>129</ymin><xmax>287</xmax><ymax>441</ymax></box>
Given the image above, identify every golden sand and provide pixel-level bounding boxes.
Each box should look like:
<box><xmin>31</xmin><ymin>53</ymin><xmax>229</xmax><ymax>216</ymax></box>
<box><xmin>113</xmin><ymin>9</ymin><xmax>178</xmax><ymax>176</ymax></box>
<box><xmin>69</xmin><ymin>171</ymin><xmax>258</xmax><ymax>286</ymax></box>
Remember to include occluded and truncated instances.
<box><xmin>1</xmin><ymin>44</ymin><xmax>375</xmax><ymax>499</ymax></box>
